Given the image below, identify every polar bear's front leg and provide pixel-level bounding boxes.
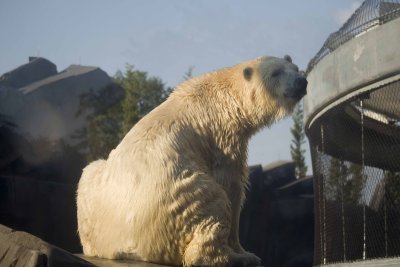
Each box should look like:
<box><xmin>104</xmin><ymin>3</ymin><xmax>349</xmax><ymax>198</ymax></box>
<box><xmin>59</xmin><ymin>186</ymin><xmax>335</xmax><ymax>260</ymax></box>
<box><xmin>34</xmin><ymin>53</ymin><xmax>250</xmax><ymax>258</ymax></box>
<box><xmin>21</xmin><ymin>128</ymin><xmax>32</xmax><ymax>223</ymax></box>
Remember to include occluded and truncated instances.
<box><xmin>228</xmin><ymin>192</ymin><xmax>243</xmax><ymax>251</ymax></box>
<box><xmin>183</xmin><ymin>204</ymin><xmax>260</xmax><ymax>267</ymax></box>
<box><xmin>227</xmin><ymin>181</ymin><xmax>261</xmax><ymax>266</ymax></box>
<box><xmin>180</xmin><ymin>176</ymin><xmax>260</xmax><ymax>267</ymax></box>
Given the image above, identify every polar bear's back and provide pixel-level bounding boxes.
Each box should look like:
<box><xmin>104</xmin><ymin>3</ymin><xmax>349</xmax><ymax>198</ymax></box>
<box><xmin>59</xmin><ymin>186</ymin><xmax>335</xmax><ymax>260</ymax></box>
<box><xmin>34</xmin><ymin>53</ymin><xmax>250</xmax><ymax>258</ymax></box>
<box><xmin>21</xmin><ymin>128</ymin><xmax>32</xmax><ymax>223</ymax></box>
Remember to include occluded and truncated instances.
<box><xmin>76</xmin><ymin>96</ymin><xmax>201</xmax><ymax>258</ymax></box>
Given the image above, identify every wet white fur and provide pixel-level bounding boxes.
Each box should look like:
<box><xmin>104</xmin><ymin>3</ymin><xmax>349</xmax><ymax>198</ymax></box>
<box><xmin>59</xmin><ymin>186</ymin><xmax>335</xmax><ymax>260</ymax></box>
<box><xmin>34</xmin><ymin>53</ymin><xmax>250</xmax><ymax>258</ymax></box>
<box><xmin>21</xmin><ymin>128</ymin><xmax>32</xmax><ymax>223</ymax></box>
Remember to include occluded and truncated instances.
<box><xmin>77</xmin><ymin>56</ymin><xmax>300</xmax><ymax>266</ymax></box>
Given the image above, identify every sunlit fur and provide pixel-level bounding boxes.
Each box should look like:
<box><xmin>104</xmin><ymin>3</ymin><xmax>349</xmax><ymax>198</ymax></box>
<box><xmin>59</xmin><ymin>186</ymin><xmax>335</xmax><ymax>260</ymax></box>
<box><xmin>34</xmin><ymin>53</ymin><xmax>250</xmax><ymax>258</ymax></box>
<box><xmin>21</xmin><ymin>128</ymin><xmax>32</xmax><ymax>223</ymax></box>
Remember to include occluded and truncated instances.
<box><xmin>77</xmin><ymin>56</ymin><xmax>304</xmax><ymax>266</ymax></box>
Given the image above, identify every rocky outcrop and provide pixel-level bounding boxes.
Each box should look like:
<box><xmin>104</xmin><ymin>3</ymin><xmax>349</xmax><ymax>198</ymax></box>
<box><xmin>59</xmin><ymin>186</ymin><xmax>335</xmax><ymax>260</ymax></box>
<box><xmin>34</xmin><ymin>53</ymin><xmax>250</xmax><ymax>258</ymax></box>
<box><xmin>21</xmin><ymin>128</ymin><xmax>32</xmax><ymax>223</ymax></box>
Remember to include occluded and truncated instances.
<box><xmin>0</xmin><ymin>59</ymin><xmax>124</xmax><ymax>253</ymax></box>
<box><xmin>0</xmin><ymin>57</ymin><xmax>57</xmax><ymax>89</ymax></box>
<box><xmin>0</xmin><ymin>58</ymin><xmax>124</xmax><ymax>183</ymax></box>
<box><xmin>1</xmin><ymin>61</ymin><xmax>124</xmax><ymax>142</ymax></box>
<box><xmin>0</xmin><ymin>224</ymin><xmax>93</xmax><ymax>267</ymax></box>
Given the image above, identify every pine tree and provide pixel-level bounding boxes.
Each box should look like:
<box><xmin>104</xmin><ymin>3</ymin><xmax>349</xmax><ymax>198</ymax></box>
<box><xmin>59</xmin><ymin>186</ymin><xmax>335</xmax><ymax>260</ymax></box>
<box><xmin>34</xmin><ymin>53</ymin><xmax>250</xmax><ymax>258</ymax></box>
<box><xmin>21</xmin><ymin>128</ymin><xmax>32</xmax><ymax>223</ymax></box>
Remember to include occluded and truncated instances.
<box><xmin>385</xmin><ymin>171</ymin><xmax>400</xmax><ymax>207</ymax></box>
<box><xmin>183</xmin><ymin>66</ymin><xmax>194</xmax><ymax>81</ymax></box>
<box><xmin>326</xmin><ymin>158</ymin><xmax>348</xmax><ymax>201</ymax></box>
<box><xmin>290</xmin><ymin>102</ymin><xmax>308</xmax><ymax>178</ymax></box>
<box><xmin>326</xmin><ymin>159</ymin><xmax>366</xmax><ymax>204</ymax></box>
<box><xmin>345</xmin><ymin>163</ymin><xmax>366</xmax><ymax>204</ymax></box>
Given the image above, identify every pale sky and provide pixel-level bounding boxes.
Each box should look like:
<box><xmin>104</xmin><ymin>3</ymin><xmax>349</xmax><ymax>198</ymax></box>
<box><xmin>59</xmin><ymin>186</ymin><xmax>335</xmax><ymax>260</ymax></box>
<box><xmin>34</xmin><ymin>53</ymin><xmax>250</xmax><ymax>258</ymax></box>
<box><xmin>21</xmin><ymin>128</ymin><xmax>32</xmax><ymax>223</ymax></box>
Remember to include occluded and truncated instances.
<box><xmin>0</xmin><ymin>0</ymin><xmax>362</xmax><ymax>171</ymax></box>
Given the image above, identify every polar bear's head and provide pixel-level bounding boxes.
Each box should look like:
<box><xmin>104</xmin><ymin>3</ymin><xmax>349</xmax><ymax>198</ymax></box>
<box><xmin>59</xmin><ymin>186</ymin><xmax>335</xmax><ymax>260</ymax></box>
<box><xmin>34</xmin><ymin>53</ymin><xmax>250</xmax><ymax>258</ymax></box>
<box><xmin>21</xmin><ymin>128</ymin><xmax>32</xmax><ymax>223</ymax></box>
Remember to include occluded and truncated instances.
<box><xmin>235</xmin><ymin>55</ymin><xmax>307</xmax><ymax>127</ymax></box>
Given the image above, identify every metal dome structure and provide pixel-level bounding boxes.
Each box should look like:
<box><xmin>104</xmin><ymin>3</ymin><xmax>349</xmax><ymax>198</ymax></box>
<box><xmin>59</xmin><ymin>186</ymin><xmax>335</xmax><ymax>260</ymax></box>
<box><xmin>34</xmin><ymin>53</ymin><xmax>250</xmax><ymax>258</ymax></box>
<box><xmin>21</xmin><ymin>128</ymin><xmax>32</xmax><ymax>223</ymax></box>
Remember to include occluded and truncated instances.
<box><xmin>304</xmin><ymin>0</ymin><xmax>400</xmax><ymax>266</ymax></box>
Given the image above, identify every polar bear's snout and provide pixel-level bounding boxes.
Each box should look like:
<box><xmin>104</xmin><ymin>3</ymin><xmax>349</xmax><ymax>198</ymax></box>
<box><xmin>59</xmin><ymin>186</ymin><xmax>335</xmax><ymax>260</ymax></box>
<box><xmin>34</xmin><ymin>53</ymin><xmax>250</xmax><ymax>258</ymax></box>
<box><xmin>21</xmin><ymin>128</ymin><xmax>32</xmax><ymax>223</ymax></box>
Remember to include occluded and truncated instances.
<box><xmin>294</xmin><ymin>76</ymin><xmax>308</xmax><ymax>97</ymax></box>
<box><xmin>284</xmin><ymin>75</ymin><xmax>307</xmax><ymax>100</ymax></box>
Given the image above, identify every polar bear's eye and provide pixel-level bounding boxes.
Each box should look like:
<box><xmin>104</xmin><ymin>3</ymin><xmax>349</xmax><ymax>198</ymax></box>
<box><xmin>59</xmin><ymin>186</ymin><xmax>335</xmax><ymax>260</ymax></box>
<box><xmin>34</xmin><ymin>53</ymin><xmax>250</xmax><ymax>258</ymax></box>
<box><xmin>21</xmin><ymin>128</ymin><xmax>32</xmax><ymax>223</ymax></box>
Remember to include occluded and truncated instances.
<box><xmin>271</xmin><ymin>69</ymin><xmax>282</xmax><ymax>78</ymax></box>
<box><xmin>243</xmin><ymin>67</ymin><xmax>253</xmax><ymax>81</ymax></box>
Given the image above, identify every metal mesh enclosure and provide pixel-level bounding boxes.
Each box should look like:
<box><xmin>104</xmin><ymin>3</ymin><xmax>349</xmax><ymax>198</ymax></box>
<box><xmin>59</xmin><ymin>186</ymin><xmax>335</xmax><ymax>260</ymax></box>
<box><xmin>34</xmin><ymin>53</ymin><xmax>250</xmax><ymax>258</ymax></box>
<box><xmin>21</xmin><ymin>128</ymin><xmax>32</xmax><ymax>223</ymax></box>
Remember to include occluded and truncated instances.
<box><xmin>306</xmin><ymin>1</ymin><xmax>400</xmax><ymax>265</ymax></box>
<box><xmin>307</xmin><ymin>0</ymin><xmax>400</xmax><ymax>74</ymax></box>
<box><xmin>309</xmin><ymin>81</ymin><xmax>400</xmax><ymax>265</ymax></box>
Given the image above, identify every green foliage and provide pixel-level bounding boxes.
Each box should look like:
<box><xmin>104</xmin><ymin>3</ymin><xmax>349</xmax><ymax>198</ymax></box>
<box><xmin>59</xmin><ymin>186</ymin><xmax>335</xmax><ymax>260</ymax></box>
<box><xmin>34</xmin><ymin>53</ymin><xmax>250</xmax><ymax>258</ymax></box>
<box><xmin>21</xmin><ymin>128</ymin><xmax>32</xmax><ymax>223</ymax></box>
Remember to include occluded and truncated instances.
<box><xmin>290</xmin><ymin>102</ymin><xmax>308</xmax><ymax>178</ymax></box>
<box><xmin>326</xmin><ymin>158</ymin><xmax>347</xmax><ymax>201</ymax></box>
<box><xmin>326</xmin><ymin>159</ymin><xmax>367</xmax><ymax>204</ymax></box>
<box><xmin>345</xmin><ymin>163</ymin><xmax>365</xmax><ymax>203</ymax></box>
<box><xmin>115</xmin><ymin>64</ymin><xmax>172</xmax><ymax>135</ymax></box>
<box><xmin>84</xmin><ymin>104</ymin><xmax>123</xmax><ymax>161</ymax></box>
<box><xmin>385</xmin><ymin>171</ymin><xmax>400</xmax><ymax>208</ymax></box>
<box><xmin>76</xmin><ymin>64</ymin><xmax>171</xmax><ymax>162</ymax></box>
<box><xmin>75</xmin><ymin>85</ymin><xmax>123</xmax><ymax>161</ymax></box>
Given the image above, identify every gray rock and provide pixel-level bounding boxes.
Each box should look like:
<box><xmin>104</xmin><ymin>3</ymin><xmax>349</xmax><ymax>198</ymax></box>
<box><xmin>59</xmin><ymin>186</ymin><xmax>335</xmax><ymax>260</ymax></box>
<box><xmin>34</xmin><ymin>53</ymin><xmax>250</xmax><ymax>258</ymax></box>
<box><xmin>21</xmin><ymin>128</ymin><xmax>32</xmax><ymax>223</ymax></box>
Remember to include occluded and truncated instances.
<box><xmin>13</xmin><ymin>64</ymin><xmax>121</xmax><ymax>142</ymax></box>
<box><xmin>0</xmin><ymin>58</ymin><xmax>124</xmax><ymax>143</ymax></box>
<box><xmin>0</xmin><ymin>58</ymin><xmax>57</xmax><ymax>89</ymax></box>
<box><xmin>0</xmin><ymin>224</ymin><xmax>93</xmax><ymax>267</ymax></box>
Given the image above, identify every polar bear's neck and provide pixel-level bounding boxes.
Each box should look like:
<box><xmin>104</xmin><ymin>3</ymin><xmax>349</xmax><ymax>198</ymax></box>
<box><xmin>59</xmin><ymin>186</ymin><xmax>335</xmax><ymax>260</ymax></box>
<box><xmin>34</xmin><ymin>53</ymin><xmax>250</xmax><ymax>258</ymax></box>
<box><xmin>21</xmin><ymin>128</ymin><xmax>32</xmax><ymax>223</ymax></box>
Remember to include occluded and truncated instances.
<box><xmin>169</xmin><ymin>75</ymin><xmax>254</xmax><ymax>161</ymax></box>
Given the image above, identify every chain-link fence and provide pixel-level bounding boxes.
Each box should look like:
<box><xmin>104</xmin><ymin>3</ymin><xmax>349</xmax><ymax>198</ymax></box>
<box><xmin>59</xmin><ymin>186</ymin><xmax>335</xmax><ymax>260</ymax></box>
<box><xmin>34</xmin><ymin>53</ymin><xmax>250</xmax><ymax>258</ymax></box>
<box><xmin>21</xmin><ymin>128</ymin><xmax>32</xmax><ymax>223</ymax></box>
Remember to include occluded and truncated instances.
<box><xmin>309</xmin><ymin>81</ymin><xmax>400</xmax><ymax>265</ymax></box>
<box><xmin>306</xmin><ymin>0</ymin><xmax>400</xmax><ymax>74</ymax></box>
<box><xmin>306</xmin><ymin>1</ymin><xmax>400</xmax><ymax>265</ymax></box>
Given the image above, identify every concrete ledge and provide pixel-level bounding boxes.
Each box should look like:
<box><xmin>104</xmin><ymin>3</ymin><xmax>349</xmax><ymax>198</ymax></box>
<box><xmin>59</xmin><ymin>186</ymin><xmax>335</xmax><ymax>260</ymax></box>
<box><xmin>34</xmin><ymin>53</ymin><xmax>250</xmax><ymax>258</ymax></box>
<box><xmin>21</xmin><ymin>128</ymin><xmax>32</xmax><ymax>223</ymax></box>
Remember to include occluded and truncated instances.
<box><xmin>78</xmin><ymin>255</ymin><xmax>170</xmax><ymax>267</ymax></box>
<box><xmin>304</xmin><ymin>17</ymin><xmax>400</xmax><ymax>129</ymax></box>
<box><xmin>317</xmin><ymin>257</ymin><xmax>400</xmax><ymax>267</ymax></box>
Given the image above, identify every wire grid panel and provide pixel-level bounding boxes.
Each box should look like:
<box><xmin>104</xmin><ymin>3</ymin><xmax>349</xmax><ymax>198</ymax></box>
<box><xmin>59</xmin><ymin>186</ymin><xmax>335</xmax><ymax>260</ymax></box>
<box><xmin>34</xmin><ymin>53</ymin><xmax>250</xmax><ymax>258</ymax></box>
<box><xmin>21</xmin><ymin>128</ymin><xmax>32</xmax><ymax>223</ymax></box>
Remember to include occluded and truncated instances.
<box><xmin>306</xmin><ymin>0</ymin><xmax>400</xmax><ymax>74</ymax></box>
<box><xmin>309</xmin><ymin>82</ymin><xmax>400</xmax><ymax>265</ymax></box>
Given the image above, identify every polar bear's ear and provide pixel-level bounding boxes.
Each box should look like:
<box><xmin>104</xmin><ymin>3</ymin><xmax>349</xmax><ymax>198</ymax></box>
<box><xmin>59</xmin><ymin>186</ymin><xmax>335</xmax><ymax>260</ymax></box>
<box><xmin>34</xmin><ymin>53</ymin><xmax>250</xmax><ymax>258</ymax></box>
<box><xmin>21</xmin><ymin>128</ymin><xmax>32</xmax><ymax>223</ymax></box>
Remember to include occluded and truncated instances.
<box><xmin>243</xmin><ymin>67</ymin><xmax>253</xmax><ymax>81</ymax></box>
<box><xmin>284</xmin><ymin>55</ymin><xmax>292</xmax><ymax>63</ymax></box>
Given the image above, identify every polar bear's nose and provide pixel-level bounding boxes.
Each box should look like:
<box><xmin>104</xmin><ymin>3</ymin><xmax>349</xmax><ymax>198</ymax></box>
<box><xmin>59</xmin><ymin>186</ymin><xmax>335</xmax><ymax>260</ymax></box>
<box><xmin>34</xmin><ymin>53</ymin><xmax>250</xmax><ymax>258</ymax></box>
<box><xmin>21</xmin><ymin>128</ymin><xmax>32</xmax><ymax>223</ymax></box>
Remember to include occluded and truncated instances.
<box><xmin>294</xmin><ymin>77</ymin><xmax>308</xmax><ymax>96</ymax></box>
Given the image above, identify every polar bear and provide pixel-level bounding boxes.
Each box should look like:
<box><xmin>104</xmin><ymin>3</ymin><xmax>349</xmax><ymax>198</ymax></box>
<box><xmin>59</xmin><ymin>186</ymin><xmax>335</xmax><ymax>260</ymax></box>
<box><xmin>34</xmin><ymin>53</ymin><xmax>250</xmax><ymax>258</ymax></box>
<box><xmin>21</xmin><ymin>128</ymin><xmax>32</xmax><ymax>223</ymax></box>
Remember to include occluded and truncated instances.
<box><xmin>76</xmin><ymin>55</ymin><xmax>307</xmax><ymax>267</ymax></box>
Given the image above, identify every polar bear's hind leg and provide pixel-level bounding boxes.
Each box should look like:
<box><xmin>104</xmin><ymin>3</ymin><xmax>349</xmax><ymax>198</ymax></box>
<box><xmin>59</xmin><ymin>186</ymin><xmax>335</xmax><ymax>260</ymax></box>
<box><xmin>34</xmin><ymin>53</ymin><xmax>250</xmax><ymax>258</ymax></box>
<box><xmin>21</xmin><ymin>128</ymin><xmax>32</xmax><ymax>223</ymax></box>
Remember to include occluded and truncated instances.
<box><xmin>77</xmin><ymin>160</ymin><xmax>107</xmax><ymax>257</ymax></box>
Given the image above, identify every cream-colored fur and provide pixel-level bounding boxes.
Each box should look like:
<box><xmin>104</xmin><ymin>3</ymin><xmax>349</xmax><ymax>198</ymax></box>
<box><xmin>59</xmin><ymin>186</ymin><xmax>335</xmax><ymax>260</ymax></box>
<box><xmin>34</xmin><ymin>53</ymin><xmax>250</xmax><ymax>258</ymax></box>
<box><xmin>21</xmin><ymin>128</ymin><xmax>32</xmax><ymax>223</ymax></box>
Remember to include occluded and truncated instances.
<box><xmin>77</xmin><ymin>56</ymin><xmax>305</xmax><ymax>266</ymax></box>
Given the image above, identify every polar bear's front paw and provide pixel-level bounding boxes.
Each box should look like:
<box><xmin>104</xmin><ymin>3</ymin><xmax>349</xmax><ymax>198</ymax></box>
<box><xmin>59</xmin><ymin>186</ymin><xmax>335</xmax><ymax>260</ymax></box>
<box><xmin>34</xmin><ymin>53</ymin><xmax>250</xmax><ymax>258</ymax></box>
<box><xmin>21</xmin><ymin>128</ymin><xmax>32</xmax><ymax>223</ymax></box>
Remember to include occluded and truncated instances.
<box><xmin>228</xmin><ymin>252</ymin><xmax>262</xmax><ymax>267</ymax></box>
<box><xmin>236</xmin><ymin>251</ymin><xmax>261</xmax><ymax>267</ymax></box>
<box><xmin>232</xmin><ymin>245</ymin><xmax>261</xmax><ymax>266</ymax></box>
<box><xmin>184</xmin><ymin>245</ymin><xmax>261</xmax><ymax>267</ymax></box>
